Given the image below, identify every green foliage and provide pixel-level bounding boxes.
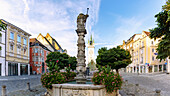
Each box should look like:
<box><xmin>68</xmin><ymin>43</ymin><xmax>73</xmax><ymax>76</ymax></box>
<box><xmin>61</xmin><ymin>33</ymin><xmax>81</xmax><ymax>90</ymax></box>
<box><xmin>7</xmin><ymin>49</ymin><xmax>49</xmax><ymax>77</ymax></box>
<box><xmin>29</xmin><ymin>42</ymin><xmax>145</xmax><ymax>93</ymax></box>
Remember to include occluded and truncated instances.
<box><xmin>61</xmin><ymin>72</ymin><xmax>76</xmax><ymax>81</ymax></box>
<box><xmin>46</xmin><ymin>52</ymin><xmax>77</xmax><ymax>71</ymax></box>
<box><xmin>0</xmin><ymin>20</ymin><xmax>7</xmax><ymax>51</ymax></box>
<box><xmin>0</xmin><ymin>20</ymin><xmax>7</xmax><ymax>31</ymax></box>
<box><xmin>41</xmin><ymin>72</ymin><xmax>66</xmax><ymax>89</ymax></box>
<box><xmin>68</xmin><ymin>56</ymin><xmax>77</xmax><ymax>70</ymax></box>
<box><xmin>47</xmin><ymin>61</ymin><xmax>60</xmax><ymax>73</ymax></box>
<box><xmin>97</xmin><ymin>65</ymin><xmax>111</xmax><ymax>74</ymax></box>
<box><xmin>156</xmin><ymin>35</ymin><xmax>170</xmax><ymax>61</ymax></box>
<box><xmin>162</xmin><ymin>0</ymin><xmax>170</xmax><ymax>12</ymax></box>
<box><xmin>92</xmin><ymin>66</ymin><xmax>123</xmax><ymax>93</ymax></box>
<box><xmin>96</xmin><ymin>46</ymin><xmax>132</xmax><ymax>72</ymax></box>
<box><xmin>65</xmin><ymin>66</ymin><xmax>71</xmax><ymax>73</ymax></box>
<box><xmin>149</xmin><ymin>2</ymin><xmax>170</xmax><ymax>61</ymax></box>
<box><xmin>46</xmin><ymin>52</ymin><xmax>69</xmax><ymax>70</ymax></box>
<box><xmin>41</xmin><ymin>71</ymin><xmax>76</xmax><ymax>89</ymax></box>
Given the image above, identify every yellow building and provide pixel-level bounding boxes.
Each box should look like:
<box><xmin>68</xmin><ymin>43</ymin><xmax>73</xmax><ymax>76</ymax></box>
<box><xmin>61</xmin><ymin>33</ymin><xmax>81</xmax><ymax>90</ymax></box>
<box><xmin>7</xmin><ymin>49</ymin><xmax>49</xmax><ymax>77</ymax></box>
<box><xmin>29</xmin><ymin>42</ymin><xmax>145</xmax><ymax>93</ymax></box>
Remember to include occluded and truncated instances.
<box><xmin>1</xmin><ymin>19</ymin><xmax>31</xmax><ymax>76</ymax></box>
<box><xmin>37</xmin><ymin>33</ymin><xmax>64</xmax><ymax>53</ymax></box>
<box><xmin>121</xmin><ymin>31</ymin><xmax>167</xmax><ymax>73</ymax></box>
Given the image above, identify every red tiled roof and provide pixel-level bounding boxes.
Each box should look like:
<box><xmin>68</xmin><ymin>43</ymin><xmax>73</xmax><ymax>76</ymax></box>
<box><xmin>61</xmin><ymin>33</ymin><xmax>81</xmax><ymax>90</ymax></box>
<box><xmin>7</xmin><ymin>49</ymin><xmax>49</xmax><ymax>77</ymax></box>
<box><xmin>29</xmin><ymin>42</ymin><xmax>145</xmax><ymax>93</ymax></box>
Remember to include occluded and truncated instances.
<box><xmin>143</xmin><ymin>31</ymin><xmax>151</xmax><ymax>36</ymax></box>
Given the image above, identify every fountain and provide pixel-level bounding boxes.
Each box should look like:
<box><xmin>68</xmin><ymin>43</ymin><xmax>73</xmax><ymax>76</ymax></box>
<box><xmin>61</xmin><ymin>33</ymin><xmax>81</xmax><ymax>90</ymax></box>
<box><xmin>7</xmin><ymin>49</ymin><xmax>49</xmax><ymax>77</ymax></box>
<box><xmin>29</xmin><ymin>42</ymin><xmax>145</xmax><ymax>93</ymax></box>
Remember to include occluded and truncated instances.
<box><xmin>52</xmin><ymin>9</ymin><xmax>108</xmax><ymax>96</ymax></box>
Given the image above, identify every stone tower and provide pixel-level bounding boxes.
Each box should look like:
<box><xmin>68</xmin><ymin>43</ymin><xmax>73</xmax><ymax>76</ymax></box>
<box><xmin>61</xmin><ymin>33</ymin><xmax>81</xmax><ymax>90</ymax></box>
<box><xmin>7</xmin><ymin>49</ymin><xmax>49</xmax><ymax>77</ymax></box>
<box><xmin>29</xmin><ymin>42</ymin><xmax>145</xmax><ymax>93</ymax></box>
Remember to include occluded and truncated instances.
<box><xmin>88</xmin><ymin>35</ymin><xmax>96</xmax><ymax>71</ymax></box>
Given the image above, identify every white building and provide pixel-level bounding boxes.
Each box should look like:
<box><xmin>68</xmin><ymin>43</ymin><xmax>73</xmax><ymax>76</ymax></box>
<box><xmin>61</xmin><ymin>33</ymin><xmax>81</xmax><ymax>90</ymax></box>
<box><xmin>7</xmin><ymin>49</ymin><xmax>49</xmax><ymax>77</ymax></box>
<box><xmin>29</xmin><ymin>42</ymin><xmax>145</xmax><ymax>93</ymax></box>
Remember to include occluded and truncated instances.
<box><xmin>0</xmin><ymin>27</ymin><xmax>6</xmax><ymax>76</ymax></box>
<box><xmin>1</xmin><ymin>19</ymin><xmax>31</xmax><ymax>76</ymax></box>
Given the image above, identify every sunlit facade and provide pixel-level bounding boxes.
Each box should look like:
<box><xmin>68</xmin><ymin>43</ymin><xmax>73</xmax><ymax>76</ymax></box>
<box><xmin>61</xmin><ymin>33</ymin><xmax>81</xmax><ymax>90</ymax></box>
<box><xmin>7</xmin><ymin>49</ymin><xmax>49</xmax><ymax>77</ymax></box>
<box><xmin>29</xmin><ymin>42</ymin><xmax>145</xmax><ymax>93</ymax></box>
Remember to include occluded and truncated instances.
<box><xmin>121</xmin><ymin>31</ymin><xmax>167</xmax><ymax>73</ymax></box>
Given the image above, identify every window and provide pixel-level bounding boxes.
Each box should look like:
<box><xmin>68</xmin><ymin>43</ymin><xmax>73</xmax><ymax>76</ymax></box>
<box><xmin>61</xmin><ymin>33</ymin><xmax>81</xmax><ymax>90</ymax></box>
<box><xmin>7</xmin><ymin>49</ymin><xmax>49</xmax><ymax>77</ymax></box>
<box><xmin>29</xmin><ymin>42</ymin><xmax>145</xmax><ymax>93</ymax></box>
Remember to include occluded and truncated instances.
<box><xmin>137</xmin><ymin>44</ymin><xmax>138</xmax><ymax>48</ymax></box>
<box><xmin>142</xmin><ymin>41</ymin><xmax>144</xmax><ymax>47</ymax></box>
<box><xmin>46</xmin><ymin>52</ymin><xmax>48</xmax><ymax>56</ymax></box>
<box><xmin>137</xmin><ymin>51</ymin><xmax>138</xmax><ymax>55</ymax></box>
<box><xmin>141</xmin><ymin>49</ymin><xmax>143</xmax><ymax>54</ymax></box>
<box><xmin>152</xmin><ymin>56</ymin><xmax>154</xmax><ymax>61</ymax></box>
<box><xmin>17</xmin><ymin>35</ymin><xmax>21</xmax><ymax>42</ymax></box>
<box><xmin>10</xmin><ymin>45</ymin><xmax>14</xmax><ymax>51</ymax></box>
<box><xmin>36</xmin><ymin>57</ymin><xmax>38</xmax><ymax>61</ymax></box>
<box><xmin>10</xmin><ymin>32</ymin><xmax>14</xmax><ymax>40</ymax></box>
<box><xmin>141</xmin><ymin>57</ymin><xmax>143</xmax><ymax>63</ymax></box>
<box><xmin>130</xmin><ymin>44</ymin><xmax>132</xmax><ymax>47</ymax></box>
<box><xmin>17</xmin><ymin>47</ymin><xmax>21</xmax><ymax>54</ymax></box>
<box><xmin>0</xmin><ymin>50</ymin><xmax>1</xmax><ymax>56</ymax></box>
<box><xmin>42</xmin><ymin>50</ymin><xmax>44</xmax><ymax>55</ymax></box>
<box><xmin>34</xmin><ymin>48</ymin><xmax>38</xmax><ymax>53</ymax></box>
<box><xmin>24</xmin><ymin>49</ymin><xmax>27</xmax><ymax>54</ymax></box>
<box><xmin>42</xmin><ymin>58</ymin><xmax>44</xmax><ymax>62</ymax></box>
<box><xmin>24</xmin><ymin>38</ymin><xmax>27</xmax><ymax>45</ymax></box>
<box><xmin>0</xmin><ymin>34</ymin><xmax>2</xmax><ymax>43</ymax></box>
<box><xmin>152</xmin><ymin>48</ymin><xmax>154</xmax><ymax>52</ymax></box>
<box><xmin>151</xmin><ymin>41</ymin><xmax>154</xmax><ymax>45</ymax></box>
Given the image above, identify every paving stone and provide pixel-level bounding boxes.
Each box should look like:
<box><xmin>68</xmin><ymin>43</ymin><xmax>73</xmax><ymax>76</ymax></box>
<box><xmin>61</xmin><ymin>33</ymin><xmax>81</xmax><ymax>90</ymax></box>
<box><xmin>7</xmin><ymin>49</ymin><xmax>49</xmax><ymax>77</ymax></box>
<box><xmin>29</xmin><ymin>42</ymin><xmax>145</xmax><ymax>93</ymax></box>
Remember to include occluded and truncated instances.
<box><xmin>0</xmin><ymin>75</ymin><xmax>42</xmax><ymax>95</ymax></box>
<box><xmin>120</xmin><ymin>72</ymin><xmax>170</xmax><ymax>96</ymax></box>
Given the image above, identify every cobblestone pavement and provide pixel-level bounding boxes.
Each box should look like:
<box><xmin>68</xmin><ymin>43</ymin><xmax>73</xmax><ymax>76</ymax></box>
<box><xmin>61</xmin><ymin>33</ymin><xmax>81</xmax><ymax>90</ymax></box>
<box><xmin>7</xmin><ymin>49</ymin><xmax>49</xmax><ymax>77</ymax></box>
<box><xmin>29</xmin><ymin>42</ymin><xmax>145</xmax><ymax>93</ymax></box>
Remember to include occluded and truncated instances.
<box><xmin>7</xmin><ymin>85</ymin><xmax>46</xmax><ymax>96</ymax></box>
<box><xmin>120</xmin><ymin>72</ymin><xmax>170</xmax><ymax>96</ymax></box>
<box><xmin>0</xmin><ymin>75</ymin><xmax>42</xmax><ymax>95</ymax></box>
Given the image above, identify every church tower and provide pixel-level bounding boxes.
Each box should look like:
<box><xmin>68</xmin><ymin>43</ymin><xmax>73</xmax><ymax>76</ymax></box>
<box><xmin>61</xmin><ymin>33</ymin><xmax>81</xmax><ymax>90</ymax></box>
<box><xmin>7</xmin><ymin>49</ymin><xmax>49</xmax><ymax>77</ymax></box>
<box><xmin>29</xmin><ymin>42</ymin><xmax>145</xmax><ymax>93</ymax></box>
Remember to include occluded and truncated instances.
<box><xmin>87</xmin><ymin>35</ymin><xmax>96</xmax><ymax>71</ymax></box>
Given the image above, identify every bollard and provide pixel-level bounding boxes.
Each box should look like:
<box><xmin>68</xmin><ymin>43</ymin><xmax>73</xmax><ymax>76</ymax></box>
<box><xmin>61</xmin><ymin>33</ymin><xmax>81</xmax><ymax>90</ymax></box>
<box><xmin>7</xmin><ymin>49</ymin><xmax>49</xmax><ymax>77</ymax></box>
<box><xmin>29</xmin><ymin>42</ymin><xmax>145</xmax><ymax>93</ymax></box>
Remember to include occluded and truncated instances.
<box><xmin>135</xmin><ymin>84</ymin><xmax>140</xmax><ymax>96</ymax></box>
<box><xmin>2</xmin><ymin>85</ymin><xmax>7</xmax><ymax>96</ymax></box>
<box><xmin>155</xmin><ymin>89</ymin><xmax>161</xmax><ymax>96</ymax></box>
<box><xmin>125</xmin><ymin>80</ymin><xmax>128</xmax><ymax>86</ymax></box>
<box><xmin>124</xmin><ymin>80</ymin><xmax>129</xmax><ymax>93</ymax></box>
<box><xmin>27</xmin><ymin>82</ymin><xmax>30</xmax><ymax>90</ymax></box>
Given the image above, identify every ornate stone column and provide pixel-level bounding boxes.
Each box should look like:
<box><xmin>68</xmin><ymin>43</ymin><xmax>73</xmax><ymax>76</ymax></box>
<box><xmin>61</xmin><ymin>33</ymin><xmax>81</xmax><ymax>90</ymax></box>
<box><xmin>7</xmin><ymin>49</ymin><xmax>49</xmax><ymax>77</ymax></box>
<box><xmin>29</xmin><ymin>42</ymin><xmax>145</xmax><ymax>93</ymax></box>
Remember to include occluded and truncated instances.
<box><xmin>75</xmin><ymin>13</ymin><xmax>89</xmax><ymax>84</ymax></box>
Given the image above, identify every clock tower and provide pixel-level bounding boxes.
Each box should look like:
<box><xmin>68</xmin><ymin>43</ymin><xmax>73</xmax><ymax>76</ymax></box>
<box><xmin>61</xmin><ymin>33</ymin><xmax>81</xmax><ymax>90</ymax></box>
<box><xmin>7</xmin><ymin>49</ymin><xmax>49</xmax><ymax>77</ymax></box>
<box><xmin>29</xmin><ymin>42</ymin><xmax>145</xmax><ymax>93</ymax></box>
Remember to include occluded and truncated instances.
<box><xmin>87</xmin><ymin>35</ymin><xmax>96</xmax><ymax>71</ymax></box>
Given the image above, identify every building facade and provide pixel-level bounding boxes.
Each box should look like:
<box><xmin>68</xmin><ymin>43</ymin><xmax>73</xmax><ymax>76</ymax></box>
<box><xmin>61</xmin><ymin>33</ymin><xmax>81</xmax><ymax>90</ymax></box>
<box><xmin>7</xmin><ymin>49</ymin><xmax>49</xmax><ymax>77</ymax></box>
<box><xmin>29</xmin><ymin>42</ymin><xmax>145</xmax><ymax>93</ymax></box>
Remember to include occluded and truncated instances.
<box><xmin>29</xmin><ymin>38</ymin><xmax>51</xmax><ymax>74</ymax></box>
<box><xmin>0</xmin><ymin>25</ymin><xmax>6</xmax><ymax>76</ymax></box>
<box><xmin>1</xmin><ymin>19</ymin><xmax>31</xmax><ymax>76</ymax></box>
<box><xmin>37</xmin><ymin>33</ymin><xmax>65</xmax><ymax>53</ymax></box>
<box><xmin>87</xmin><ymin>35</ymin><xmax>96</xmax><ymax>71</ymax></box>
<box><xmin>121</xmin><ymin>31</ymin><xmax>167</xmax><ymax>73</ymax></box>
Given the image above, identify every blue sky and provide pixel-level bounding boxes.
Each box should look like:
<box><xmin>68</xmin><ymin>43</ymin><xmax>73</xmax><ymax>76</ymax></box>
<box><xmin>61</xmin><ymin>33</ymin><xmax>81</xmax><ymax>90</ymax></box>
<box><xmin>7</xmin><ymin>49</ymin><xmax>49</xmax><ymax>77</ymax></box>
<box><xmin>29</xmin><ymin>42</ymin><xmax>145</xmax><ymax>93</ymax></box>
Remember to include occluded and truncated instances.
<box><xmin>0</xmin><ymin>0</ymin><xmax>166</xmax><ymax>61</ymax></box>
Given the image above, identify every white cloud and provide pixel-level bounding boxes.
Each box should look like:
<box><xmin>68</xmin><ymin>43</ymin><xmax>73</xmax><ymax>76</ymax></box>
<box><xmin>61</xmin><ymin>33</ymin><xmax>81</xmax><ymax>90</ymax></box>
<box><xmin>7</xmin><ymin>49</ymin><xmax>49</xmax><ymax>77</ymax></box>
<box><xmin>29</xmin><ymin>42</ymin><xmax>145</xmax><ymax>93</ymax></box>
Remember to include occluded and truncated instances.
<box><xmin>0</xmin><ymin>0</ymin><xmax>101</xmax><ymax>56</ymax></box>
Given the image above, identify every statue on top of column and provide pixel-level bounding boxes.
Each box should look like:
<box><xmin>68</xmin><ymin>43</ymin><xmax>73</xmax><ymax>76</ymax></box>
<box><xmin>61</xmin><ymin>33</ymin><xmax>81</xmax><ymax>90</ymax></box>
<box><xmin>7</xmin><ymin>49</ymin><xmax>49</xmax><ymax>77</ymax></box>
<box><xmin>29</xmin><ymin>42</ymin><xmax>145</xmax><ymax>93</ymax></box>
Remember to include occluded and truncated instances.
<box><xmin>77</xmin><ymin>13</ymin><xmax>89</xmax><ymax>30</ymax></box>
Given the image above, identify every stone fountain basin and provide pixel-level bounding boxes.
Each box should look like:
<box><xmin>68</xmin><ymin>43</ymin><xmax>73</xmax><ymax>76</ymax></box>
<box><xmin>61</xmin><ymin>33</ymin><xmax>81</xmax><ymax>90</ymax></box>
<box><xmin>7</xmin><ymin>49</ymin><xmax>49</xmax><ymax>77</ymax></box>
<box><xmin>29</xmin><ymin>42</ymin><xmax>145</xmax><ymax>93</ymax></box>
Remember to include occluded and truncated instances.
<box><xmin>52</xmin><ymin>83</ymin><xmax>107</xmax><ymax>96</ymax></box>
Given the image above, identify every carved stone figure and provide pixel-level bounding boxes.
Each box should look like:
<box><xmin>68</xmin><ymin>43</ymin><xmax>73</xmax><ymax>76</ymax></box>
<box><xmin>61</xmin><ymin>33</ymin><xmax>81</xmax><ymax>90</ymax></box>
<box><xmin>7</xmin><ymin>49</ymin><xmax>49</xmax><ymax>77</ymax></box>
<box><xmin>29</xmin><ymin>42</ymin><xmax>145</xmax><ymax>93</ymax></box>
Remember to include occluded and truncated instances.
<box><xmin>77</xmin><ymin>13</ymin><xmax>89</xmax><ymax>30</ymax></box>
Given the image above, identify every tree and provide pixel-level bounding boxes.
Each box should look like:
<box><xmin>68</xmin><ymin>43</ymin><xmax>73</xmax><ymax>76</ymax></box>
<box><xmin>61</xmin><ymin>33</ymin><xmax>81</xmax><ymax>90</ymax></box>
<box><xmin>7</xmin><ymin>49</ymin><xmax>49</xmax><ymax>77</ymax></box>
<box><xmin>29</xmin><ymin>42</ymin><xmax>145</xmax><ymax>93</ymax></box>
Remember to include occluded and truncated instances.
<box><xmin>96</xmin><ymin>46</ymin><xmax>132</xmax><ymax>74</ymax></box>
<box><xmin>68</xmin><ymin>56</ymin><xmax>77</xmax><ymax>70</ymax></box>
<box><xmin>46</xmin><ymin>52</ymin><xmax>69</xmax><ymax>70</ymax></box>
<box><xmin>46</xmin><ymin>52</ymin><xmax>77</xmax><ymax>71</ymax></box>
<box><xmin>0</xmin><ymin>20</ymin><xmax>7</xmax><ymax>50</ymax></box>
<box><xmin>149</xmin><ymin>0</ymin><xmax>170</xmax><ymax>61</ymax></box>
